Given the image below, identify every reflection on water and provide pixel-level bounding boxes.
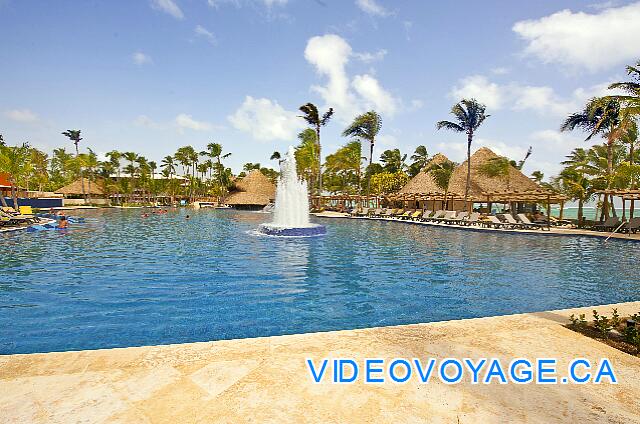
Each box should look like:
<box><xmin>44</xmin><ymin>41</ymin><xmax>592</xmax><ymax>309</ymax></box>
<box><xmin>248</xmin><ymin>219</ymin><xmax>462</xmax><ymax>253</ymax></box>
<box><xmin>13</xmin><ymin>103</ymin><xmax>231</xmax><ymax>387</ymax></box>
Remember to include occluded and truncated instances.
<box><xmin>1</xmin><ymin>208</ymin><xmax>639</xmax><ymax>354</ymax></box>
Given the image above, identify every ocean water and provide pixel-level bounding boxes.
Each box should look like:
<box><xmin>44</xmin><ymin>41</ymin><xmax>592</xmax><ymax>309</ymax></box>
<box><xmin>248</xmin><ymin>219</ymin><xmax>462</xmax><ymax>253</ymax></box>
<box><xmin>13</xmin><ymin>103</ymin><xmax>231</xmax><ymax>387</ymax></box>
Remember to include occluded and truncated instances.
<box><xmin>1</xmin><ymin>208</ymin><xmax>639</xmax><ymax>354</ymax></box>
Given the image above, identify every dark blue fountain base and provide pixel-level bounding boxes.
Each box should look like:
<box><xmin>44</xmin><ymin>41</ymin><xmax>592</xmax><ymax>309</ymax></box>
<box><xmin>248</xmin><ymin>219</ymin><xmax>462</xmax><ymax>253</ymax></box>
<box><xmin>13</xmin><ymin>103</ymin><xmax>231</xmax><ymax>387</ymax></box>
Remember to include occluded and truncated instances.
<box><xmin>258</xmin><ymin>223</ymin><xmax>326</xmax><ymax>237</ymax></box>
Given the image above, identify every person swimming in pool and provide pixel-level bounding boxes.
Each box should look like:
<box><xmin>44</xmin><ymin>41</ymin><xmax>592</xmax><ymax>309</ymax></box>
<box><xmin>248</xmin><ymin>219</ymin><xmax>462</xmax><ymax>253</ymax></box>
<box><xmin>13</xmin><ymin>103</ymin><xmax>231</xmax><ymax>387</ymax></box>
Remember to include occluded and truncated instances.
<box><xmin>58</xmin><ymin>216</ymin><xmax>68</xmax><ymax>229</ymax></box>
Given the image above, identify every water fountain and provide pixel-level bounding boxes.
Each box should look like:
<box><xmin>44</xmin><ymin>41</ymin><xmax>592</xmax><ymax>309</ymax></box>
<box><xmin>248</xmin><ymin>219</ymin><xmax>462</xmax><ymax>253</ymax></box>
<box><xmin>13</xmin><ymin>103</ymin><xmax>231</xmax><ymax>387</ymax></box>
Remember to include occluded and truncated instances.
<box><xmin>258</xmin><ymin>146</ymin><xmax>326</xmax><ymax>237</ymax></box>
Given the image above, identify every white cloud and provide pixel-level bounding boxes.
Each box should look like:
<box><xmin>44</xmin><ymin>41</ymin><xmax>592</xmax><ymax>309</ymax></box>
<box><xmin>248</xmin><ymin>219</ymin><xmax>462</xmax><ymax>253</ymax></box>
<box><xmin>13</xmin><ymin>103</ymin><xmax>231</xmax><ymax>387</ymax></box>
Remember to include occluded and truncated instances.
<box><xmin>262</xmin><ymin>0</ymin><xmax>287</xmax><ymax>6</ymax></box>
<box><xmin>134</xmin><ymin>115</ymin><xmax>163</xmax><ymax>129</ymax></box>
<box><xmin>450</xmin><ymin>75</ymin><xmax>505</xmax><ymax>109</ymax></box>
<box><xmin>403</xmin><ymin>21</ymin><xmax>413</xmax><ymax>41</ymax></box>
<box><xmin>175</xmin><ymin>113</ymin><xmax>213</xmax><ymax>131</ymax></box>
<box><xmin>491</xmin><ymin>67</ymin><xmax>509</xmax><ymax>75</ymax></box>
<box><xmin>132</xmin><ymin>52</ymin><xmax>152</xmax><ymax>66</ymax></box>
<box><xmin>150</xmin><ymin>0</ymin><xmax>184</xmax><ymax>19</ymax></box>
<box><xmin>305</xmin><ymin>34</ymin><xmax>399</xmax><ymax>120</ymax></box>
<box><xmin>4</xmin><ymin>109</ymin><xmax>38</xmax><ymax>123</ymax></box>
<box><xmin>195</xmin><ymin>25</ymin><xmax>217</xmax><ymax>45</ymax></box>
<box><xmin>352</xmin><ymin>74</ymin><xmax>397</xmax><ymax>115</ymax></box>
<box><xmin>513</xmin><ymin>2</ymin><xmax>640</xmax><ymax>72</ymax></box>
<box><xmin>353</xmin><ymin>49</ymin><xmax>387</xmax><ymax>63</ymax></box>
<box><xmin>409</xmin><ymin>99</ymin><xmax>424</xmax><ymax>110</ymax></box>
<box><xmin>228</xmin><ymin>96</ymin><xmax>304</xmax><ymax>141</ymax></box>
<box><xmin>356</xmin><ymin>0</ymin><xmax>388</xmax><ymax>16</ymax></box>
<box><xmin>512</xmin><ymin>85</ymin><xmax>575</xmax><ymax>116</ymax></box>
<box><xmin>447</xmin><ymin>74</ymin><xmax>623</xmax><ymax>116</ymax></box>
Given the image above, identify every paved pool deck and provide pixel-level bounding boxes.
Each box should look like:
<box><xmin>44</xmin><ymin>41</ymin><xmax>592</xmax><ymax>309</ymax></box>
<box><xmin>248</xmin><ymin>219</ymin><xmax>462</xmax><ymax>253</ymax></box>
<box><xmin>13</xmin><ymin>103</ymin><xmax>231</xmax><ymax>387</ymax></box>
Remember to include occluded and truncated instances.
<box><xmin>1</xmin><ymin>301</ymin><xmax>639</xmax><ymax>423</ymax></box>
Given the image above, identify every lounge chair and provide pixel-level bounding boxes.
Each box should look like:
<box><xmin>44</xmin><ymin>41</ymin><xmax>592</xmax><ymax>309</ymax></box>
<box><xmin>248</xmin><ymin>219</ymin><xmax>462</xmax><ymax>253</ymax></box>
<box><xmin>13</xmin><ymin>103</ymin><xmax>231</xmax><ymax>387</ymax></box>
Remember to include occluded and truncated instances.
<box><xmin>424</xmin><ymin>210</ymin><xmax>445</xmax><ymax>222</ymax></box>
<box><xmin>593</xmin><ymin>217</ymin><xmax>621</xmax><ymax>232</ymax></box>
<box><xmin>501</xmin><ymin>213</ymin><xmax>532</xmax><ymax>230</ymax></box>
<box><xmin>620</xmin><ymin>217</ymin><xmax>640</xmax><ymax>234</ymax></box>
<box><xmin>418</xmin><ymin>210</ymin><xmax>433</xmax><ymax>221</ymax></box>
<box><xmin>2</xmin><ymin>207</ymin><xmax>38</xmax><ymax>223</ymax></box>
<box><xmin>0</xmin><ymin>210</ymin><xmax>30</xmax><ymax>226</ymax></box>
<box><xmin>357</xmin><ymin>207</ymin><xmax>369</xmax><ymax>217</ymax></box>
<box><xmin>433</xmin><ymin>211</ymin><xmax>456</xmax><ymax>223</ymax></box>
<box><xmin>517</xmin><ymin>213</ymin><xmax>550</xmax><ymax>231</ymax></box>
<box><xmin>398</xmin><ymin>210</ymin><xmax>413</xmax><ymax>220</ymax></box>
<box><xmin>349</xmin><ymin>208</ymin><xmax>360</xmax><ymax>216</ymax></box>
<box><xmin>409</xmin><ymin>210</ymin><xmax>423</xmax><ymax>220</ymax></box>
<box><xmin>391</xmin><ymin>209</ymin><xmax>405</xmax><ymax>218</ymax></box>
<box><xmin>462</xmin><ymin>212</ymin><xmax>480</xmax><ymax>226</ymax></box>
<box><xmin>370</xmin><ymin>208</ymin><xmax>383</xmax><ymax>217</ymax></box>
<box><xmin>446</xmin><ymin>211</ymin><xmax>468</xmax><ymax>224</ymax></box>
<box><xmin>379</xmin><ymin>208</ymin><xmax>395</xmax><ymax>217</ymax></box>
<box><xmin>484</xmin><ymin>215</ymin><xmax>510</xmax><ymax>229</ymax></box>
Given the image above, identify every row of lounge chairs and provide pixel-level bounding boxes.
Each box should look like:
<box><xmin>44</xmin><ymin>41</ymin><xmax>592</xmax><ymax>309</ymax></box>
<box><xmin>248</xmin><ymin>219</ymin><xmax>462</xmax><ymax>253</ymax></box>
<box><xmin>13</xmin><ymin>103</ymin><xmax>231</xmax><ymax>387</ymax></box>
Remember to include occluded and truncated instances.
<box><xmin>350</xmin><ymin>208</ymin><xmax>551</xmax><ymax>230</ymax></box>
<box><xmin>0</xmin><ymin>206</ymin><xmax>40</xmax><ymax>228</ymax></box>
<box><xmin>593</xmin><ymin>216</ymin><xmax>640</xmax><ymax>234</ymax></box>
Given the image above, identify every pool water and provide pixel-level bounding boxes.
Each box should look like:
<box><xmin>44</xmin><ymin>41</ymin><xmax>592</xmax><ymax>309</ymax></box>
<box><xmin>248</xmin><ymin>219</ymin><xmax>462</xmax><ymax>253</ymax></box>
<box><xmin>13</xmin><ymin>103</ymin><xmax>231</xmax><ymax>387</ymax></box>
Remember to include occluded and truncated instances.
<box><xmin>1</xmin><ymin>209</ymin><xmax>639</xmax><ymax>354</ymax></box>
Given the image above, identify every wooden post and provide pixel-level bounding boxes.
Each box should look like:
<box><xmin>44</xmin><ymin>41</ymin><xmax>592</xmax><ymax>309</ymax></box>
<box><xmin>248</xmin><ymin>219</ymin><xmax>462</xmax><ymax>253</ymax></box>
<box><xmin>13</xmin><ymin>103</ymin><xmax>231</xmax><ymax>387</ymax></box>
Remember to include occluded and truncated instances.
<box><xmin>622</xmin><ymin>197</ymin><xmax>626</xmax><ymax>221</ymax></box>
<box><xmin>546</xmin><ymin>194</ymin><xmax>551</xmax><ymax>230</ymax></box>
<box><xmin>559</xmin><ymin>200</ymin><xmax>565</xmax><ymax>221</ymax></box>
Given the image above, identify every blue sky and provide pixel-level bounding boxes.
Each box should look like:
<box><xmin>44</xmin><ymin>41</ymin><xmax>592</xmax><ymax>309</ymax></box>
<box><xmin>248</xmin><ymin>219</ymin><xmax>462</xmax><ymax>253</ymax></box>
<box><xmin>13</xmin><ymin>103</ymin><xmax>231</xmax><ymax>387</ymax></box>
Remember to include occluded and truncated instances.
<box><xmin>1</xmin><ymin>0</ymin><xmax>640</xmax><ymax>178</ymax></box>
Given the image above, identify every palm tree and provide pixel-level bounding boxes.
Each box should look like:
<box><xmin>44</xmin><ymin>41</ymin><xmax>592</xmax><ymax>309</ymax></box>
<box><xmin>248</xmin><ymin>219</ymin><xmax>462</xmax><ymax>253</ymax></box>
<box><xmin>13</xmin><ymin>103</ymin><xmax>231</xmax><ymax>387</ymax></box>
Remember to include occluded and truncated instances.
<box><xmin>437</xmin><ymin>99</ymin><xmax>489</xmax><ymax>209</ymax></box>
<box><xmin>427</xmin><ymin>159</ymin><xmax>456</xmax><ymax>209</ymax></box>
<box><xmin>608</xmin><ymin>61</ymin><xmax>640</xmax><ymax>118</ymax></box>
<box><xmin>342</xmin><ymin>111</ymin><xmax>382</xmax><ymax>198</ymax></box>
<box><xmin>408</xmin><ymin>145</ymin><xmax>429</xmax><ymax>177</ymax></box>
<box><xmin>531</xmin><ymin>171</ymin><xmax>544</xmax><ymax>183</ymax></box>
<box><xmin>122</xmin><ymin>152</ymin><xmax>138</xmax><ymax>203</ymax></box>
<box><xmin>161</xmin><ymin>155</ymin><xmax>176</xmax><ymax>204</ymax></box>
<box><xmin>270</xmin><ymin>151</ymin><xmax>281</xmax><ymax>161</ymax></box>
<box><xmin>379</xmin><ymin>149</ymin><xmax>407</xmax><ymax>173</ymax></box>
<box><xmin>84</xmin><ymin>148</ymin><xmax>99</xmax><ymax>204</ymax></box>
<box><xmin>560</xmin><ymin>97</ymin><xmax>622</xmax><ymax>220</ymax></box>
<box><xmin>299</xmin><ymin>103</ymin><xmax>334</xmax><ymax>194</ymax></box>
<box><xmin>62</xmin><ymin>129</ymin><xmax>85</xmax><ymax>203</ymax></box>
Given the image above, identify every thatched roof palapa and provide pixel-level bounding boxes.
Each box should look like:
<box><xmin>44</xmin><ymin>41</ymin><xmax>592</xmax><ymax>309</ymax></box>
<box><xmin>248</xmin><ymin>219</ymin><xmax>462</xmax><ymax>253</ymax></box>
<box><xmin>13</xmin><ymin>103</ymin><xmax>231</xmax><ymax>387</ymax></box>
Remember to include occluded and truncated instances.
<box><xmin>55</xmin><ymin>178</ymin><xmax>105</xmax><ymax>196</ymax></box>
<box><xmin>224</xmin><ymin>170</ymin><xmax>276</xmax><ymax>206</ymax></box>
<box><xmin>447</xmin><ymin>147</ymin><xmax>542</xmax><ymax>202</ymax></box>
<box><xmin>399</xmin><ymin>153</ymin><xmax>451</xmax><ymax>195</ymax></box>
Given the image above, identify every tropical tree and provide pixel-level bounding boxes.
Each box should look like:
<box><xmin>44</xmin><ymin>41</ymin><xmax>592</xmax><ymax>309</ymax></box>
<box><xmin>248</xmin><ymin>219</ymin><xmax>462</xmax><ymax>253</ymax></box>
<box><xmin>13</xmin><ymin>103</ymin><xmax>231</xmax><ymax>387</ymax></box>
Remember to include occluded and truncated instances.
<box><xmin>380</xmin><ymin>149</ymin><xmax>407</xmax><ymax>173</ymax></box>
<box><xmin>270</xmin><ymin>151</ymin><xmax>281</xmax><ymax>161</ymax></box>
<box><xmin>299</xmin><ymin>103</ymin><xmax>334</xmax><ymax>194</ymax></box>
<box><xmin>0</xmin><ymin>142</ymin><xmax>30</xmax><ymax>209</ymax></box>
<box><xmin>62</xmin><ymin>129</ymin><xmax>85</xmax><ymax>202</ymax></box>
<box><xmin>560</xmin><ymin>97</ymin><xmax>623</xmax><ymax>219</ymax></box>
<box><xmin>531</xmin><ymin>171</ymin><xmax>544</xmax><ymax>183</ymax></box>
<box><xmin>161</xmin><ymin>155</ymin><xmax>177</xmax><ymax>204</ymax></box>
<box><xmin>427</xmin><ymin>159</ymin><xmax>456</xmax><ymax>202</ymax></box>
<box><xmin>295</xmin><ymin>129</ymin><xmax>318</xmax><ymax>191</ymax></box>
<box><xmin>370</xmin><ymin>171</ymin><xmax>409</xmax><ymax>195</ymax></box>
<box><xmin>479</xmin><ymin>156</ymin><xmax>513</xmax><ymax>190</ymax></box>
<box><xmin>342</xmin><ymin>110</ymin><xmax>382</xmax><ymax>167</ymax></box>
<box><xmin>408</xmin><ymin>145</ymin><xmax>429</xmax><ymax>177</ymax></box>
<box><xmin>323</xmin><ymin>141</ymin><xmax>362</xmax><ymax>194</ymax></box>
<box><xmin>608</xmin><ymin>60</ymin><xmax>640</xmax><ymax>118</ymax></box>
<box><xmin>437</xmin><ymin>99</ymin><xmax>489</xmax><ymax>209</ymax></box>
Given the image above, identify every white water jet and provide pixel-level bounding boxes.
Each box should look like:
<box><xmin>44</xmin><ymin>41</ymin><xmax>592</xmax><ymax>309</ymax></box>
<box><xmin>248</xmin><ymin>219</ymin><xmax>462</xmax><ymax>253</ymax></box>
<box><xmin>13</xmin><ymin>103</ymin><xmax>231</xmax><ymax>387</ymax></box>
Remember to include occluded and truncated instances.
<box><xmin>258</xmin><ymin>146</ymin><xmax>325</xmax><ymax>236</ymax></box>
<box><xmin>272</xmin><ymin>146</ymin><xmax>311</xmax><ymax>228</ymax></box>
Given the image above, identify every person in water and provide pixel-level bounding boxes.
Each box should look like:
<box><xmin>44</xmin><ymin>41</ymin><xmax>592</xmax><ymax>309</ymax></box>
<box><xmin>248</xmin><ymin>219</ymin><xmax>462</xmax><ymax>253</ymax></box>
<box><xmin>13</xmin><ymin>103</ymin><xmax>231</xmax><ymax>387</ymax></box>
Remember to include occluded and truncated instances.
<box><xmin>185</xmin><ymin>215</ymin><xmax>190</xmax><ymax>220</ymax></box>
<box><xmin>58</xmin><ymin>216</ymin><xmax>68</xmax><ymax>229</ymax></box>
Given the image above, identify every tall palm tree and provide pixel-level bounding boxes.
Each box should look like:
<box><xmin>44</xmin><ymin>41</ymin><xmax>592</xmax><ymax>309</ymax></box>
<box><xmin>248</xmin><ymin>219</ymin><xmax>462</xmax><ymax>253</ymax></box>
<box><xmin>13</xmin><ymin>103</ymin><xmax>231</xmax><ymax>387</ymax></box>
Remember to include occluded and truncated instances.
<box><xmin>299</xmin><ymin>103</ymin><xmax>334</xmax><ymax>194</ymax></box>
<box><xmin>62</xmin><ymin>129</ymin><xmax>85</xmax><ymax>202</ymax></box>
<box><xmin>560</xmin><ymin>97</ymin><xmax>622</xmax><ymax>220</ymax></box>
<box><xmin>531</xmin><ymin>171</ymin><xmax>544</xmax><ymax>183</ymax></box>
<box><xmin>343</xmin><ymin>111</ymin><xmax>382</xmax><ymax>167</ymax></box>
<box><xmin>619</xmin><ymin>122</ymin><xmax>639</xmax><ymax>217</ymax></box>
<box><xmin>122</xmin><ymin>152</ymin><xmax>138</xmax><ymax>203</ymax></box>
<box><xmin>161</xmin><ymin>155</ymin><xmax>176</xmax><ymax>204</ymax></box>
<box><xmin>436</xmin><ymin>99</ymin><xmax>489</xmax><ymax>209</ymax></box>
<box><xmin>342</xmin><ymin>111</ymin><xmax>382</xmax><ymax>198</ymax></box>
<box><xmin>0</xmin><ymin>142</ymin><xmax>30</xmax><ymax>209</ymax></box>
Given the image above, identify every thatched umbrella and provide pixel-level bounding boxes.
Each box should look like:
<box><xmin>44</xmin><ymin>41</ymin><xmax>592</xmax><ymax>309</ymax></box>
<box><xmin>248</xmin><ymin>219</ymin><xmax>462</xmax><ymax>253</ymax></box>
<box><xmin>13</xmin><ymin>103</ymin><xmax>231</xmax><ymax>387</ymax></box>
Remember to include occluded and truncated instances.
<box><xmin>400</xmin><ymin>153</ymin><xmax>452</xmax><ymax>209</ymax></box>
<box><xmin>55</xmin><ymin>178</ymin><xmax>105</xmax><ymax>197</ymax></box>
<box><xmin>224</xmin><ymin>170</ymin><xmax>276</xmax><ymax>210</ymax></box>
<box><xmin>448</xmin><ymin>147</ymin><xmax>542</xmax><ymax>210</ymax></box>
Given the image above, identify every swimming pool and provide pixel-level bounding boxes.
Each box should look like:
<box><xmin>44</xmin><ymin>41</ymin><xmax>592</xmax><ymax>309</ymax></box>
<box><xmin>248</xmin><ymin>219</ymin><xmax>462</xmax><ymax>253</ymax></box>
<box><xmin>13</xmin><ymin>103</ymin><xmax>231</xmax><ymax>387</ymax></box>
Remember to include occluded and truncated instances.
<box><xmin>1</xmin><ymin>209</ymin><xmax>639</xmax><ymax>354</ymax></box>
